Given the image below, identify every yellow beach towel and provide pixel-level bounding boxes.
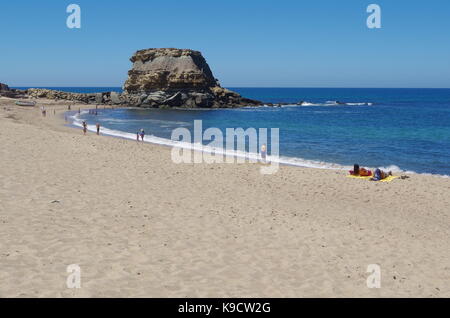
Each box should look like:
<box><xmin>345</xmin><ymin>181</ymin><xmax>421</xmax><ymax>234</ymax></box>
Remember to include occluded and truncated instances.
<box><xmin>346</xmin><ymin>175</ymin><xmax>399</xmax><ymax>182</ymax></box>
<box><xmin>347</xmin><ymin>175</ymin><xmax>372</xmax><ymax>180</ymax></box>
<box><xmin>378</xmin><ymin>175</ymin><xmax>399</xmax><ymax>182</ymax></box>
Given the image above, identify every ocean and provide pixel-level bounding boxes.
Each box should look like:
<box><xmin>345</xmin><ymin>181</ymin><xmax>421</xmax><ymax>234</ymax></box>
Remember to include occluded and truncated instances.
<box><xmin>17</xmin><ymin>87</ymin><xmax>450</xmax><ymax>176</ymax></box>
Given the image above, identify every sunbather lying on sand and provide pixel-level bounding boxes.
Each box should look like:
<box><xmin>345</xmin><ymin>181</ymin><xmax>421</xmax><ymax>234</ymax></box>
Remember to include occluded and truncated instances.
<box><xmin>349</xmin><ymin>164</ymin><xmax>372</xmax><ymax>176</ymax></box>
<box><xmin>371</xmin><ymin>168</ymin><xmax>392</xmax><ymax>181</ymax></box>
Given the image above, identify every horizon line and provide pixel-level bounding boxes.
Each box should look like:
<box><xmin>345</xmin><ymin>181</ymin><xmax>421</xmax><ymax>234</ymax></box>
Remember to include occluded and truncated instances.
<box><xmin>10</xmin><ymin>86</ymin><xmax>450</xmax><ymax>90</ymax></box>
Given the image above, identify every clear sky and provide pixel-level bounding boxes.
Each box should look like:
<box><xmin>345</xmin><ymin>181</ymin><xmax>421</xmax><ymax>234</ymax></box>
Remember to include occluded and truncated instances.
<box><xmin>1</xmin><ymin>0</ymin><xmax>450</xmax><ymax>88</ymax></box>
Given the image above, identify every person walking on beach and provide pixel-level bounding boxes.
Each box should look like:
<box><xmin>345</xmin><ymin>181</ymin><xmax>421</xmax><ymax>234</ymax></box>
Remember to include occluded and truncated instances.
<box><xmin>139</xmin><ymin>128</ymin><xmax>145</xmax><ymax>141</ymax></box>
<box><xmin>40</xmin><ymin>106</ymin><xmax>46</xmax><ymax>117</ymax></box>
<box><xmin>96</xmin><ymin>123</ymin><xmax>100</xmax><ymax>135</ymax></box>
<box><xmin>260</xmin><ymin>144</ymin><xmax>267</xmax><ymax>163</ymax></box>
<box><xmin>136</xmin><ymin>131</ymin><xmax>140</xmax><ymax>142</ymax></box>
<box><xmin>68</xmin><ymin>104</ymin><xmax>71</xmax><ymax>111</ymax></box>
<box><xmin>82</xmin><ymin>121</ymin><xmax>87</xmax><ymax>135</ymax></box>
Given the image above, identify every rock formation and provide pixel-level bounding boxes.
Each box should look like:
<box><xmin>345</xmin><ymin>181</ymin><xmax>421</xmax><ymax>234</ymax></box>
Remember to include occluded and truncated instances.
<box><xmin>124</xmin><ymin>48</ymin><xmax>217</xmax><ymax>92</ymax></box>
<box><xmin>0</xmin><ymin>83</ymin><xmax>28</xmax><ymax>98</ymax></box>
<box><xmin>2</xmin><ymin>48</ymin><xmax>261</xmax><ymax>108</ymax></box>
<box><xmin>122</xmin><ymin>48</ymin><xmax>261</xmax><ymax>108</ymax></box>
<box><xmin>0</xmin><ymin>83</ymin><xmax>10</xmax><ymax>91</ymax></box>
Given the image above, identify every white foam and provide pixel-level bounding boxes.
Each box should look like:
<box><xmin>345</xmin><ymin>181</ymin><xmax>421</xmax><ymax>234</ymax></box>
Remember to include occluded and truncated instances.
<box><xmin>274</xmin><ymin>101</ymin><xmax>373</xmax><ymax>107</ymax></box>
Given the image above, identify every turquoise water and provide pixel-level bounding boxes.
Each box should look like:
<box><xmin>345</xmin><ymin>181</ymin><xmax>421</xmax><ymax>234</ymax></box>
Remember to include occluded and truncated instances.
<box><xmin>31</xmin><ymin>87</ymin><xmax>450</xmax><ymax>176</ymax></box>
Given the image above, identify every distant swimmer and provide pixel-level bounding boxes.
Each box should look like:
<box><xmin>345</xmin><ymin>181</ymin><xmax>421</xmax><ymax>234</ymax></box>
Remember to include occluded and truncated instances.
<box><xmin>96</xmin><ymin>123</ymin><xmax>100</xmax><ymax>135</ymax></box>
<box><xmin>82</xmin><ymin>121</ymin><xmax>87</xmax><ymax>135</ymax></box>
<box><xmin>139</xmin><ymin>128</ymin><xmax>145</xmax><ymax>141</ymax></box>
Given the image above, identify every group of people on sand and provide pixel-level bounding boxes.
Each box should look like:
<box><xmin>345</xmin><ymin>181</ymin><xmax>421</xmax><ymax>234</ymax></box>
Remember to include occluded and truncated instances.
<box><xmin>137</xmin><ymin>129</ymin><xmax>145</xmax><ymax>141</ymax></box>
<box><xmin>40</xmin><ymin>106</ymin><xmax>58</xmax><ymax>117</ymax></box>
<box><xmin>81</xmin><ymin>120</ymin><xmax>101</xmax><ymax>136</ymax></box>
<box><xmin>349</xmin><ymin>164</ymin><xmax>392</xmax><ymax>181</ymax></box>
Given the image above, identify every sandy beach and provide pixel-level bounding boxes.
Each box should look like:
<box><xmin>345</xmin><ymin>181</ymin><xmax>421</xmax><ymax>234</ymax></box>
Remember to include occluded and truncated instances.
<box><xmin>0</xmin><ymin>96</ymin><xmax>449</xmax><ymax>298</ymax></box>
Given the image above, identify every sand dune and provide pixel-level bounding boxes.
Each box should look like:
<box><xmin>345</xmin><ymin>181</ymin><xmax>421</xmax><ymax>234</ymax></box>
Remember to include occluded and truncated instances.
<box><xmin>0</xmin><ymin>97</ymin><xmax>449</xmax><ymax>297</ymax></box>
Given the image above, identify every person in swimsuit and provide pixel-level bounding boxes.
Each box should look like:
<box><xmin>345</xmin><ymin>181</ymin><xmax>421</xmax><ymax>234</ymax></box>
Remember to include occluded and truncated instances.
<box><xmin>382</xmin><ymin>170</ymin><xmax>392</xmax><ymax>179</ymax></box>
<box><xmin>372</xmin><ymin>169</ymin><xmax>392</xmax><ymax>181</ymax></box>
<box><xmin>350</xmin><ymin>164</ymin><xmax>372</xmax><ymax>176</ymax></box>
<box><xmin>82</xmin><ymin>121</ymin><xmax>87</xmax><ymax>135</ymax></box>
<box><xmin>96</xmin><ymin>123</ymin><xmax>100</xmax><ymax>135</ymax></box>
<box><xmin>140</xmin><ymin>129</ymin><xmax>145</xmax><ymax>141</ymax></box>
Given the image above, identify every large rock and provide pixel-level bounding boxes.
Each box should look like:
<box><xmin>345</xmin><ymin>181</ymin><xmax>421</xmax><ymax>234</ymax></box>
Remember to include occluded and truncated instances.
<box><xmin>123</xmin><ymin>48</ymin><xmax>262</xmax><ymax>108</ymax></box>
<box><xmin>0</xmin><ymin>83</ymin><xmax>10</xmax><ymax>91</ymax></box>
<box><xmin>0</xmin><ymin>83</ymin><xmax>28</xmax><ymax>98</ymax></box>
<box><xmin>110</xmin><ymin>91</ymin><xmax>122</xmax><ymax>104</ymax></box>
<box><xmin>123</xmin><ymin>48</ymin><xmax>216</xmax><ymax>92</ymax></box>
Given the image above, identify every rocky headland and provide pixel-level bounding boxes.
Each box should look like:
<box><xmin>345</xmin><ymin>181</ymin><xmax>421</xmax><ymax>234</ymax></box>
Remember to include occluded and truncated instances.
<box><xmin>1</xmin><ymin>48</ymin><xmax>262</xmax><ymax>108</ymax></box>
<box><xmin>0</xmin><ymin>83</ymin><xmax>26</xmax><ymax>98</ymax></box>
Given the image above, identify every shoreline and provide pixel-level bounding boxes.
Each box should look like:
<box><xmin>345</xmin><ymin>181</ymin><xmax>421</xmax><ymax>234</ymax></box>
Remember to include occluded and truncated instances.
<box><xmin>1</xmin><ymin>96</ymin><xmax>449</xmax><ymax>297</ymax></box>
<box><xmin>67</xmin><ymin>106</ymin><xmax>448</xmax><ymax>178</ymax></box>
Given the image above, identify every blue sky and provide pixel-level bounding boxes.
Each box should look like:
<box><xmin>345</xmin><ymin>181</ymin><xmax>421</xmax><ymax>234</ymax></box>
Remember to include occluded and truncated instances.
<box><xmin>1</xmin><ymin>0</ymin><xmax>450</xmax><ymax>88</ymax></box>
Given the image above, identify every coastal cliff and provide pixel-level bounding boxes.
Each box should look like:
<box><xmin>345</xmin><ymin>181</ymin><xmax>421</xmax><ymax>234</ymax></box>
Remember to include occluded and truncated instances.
<box><xmin>4</xmin><ymin>49</ymin><xmax>261</xmax><ymax>108</ymax></box>
<box><xmin>124</xmin><ymin>48</ymin><xmax>217</xmax><ymax>92</ymax></box>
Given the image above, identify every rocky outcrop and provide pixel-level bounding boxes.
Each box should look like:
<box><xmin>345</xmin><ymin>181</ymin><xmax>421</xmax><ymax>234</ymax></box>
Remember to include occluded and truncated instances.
<box><xmin>2</xmin><ymin>48</ymin><xmax>261</xmax><ymax>108</ymax></box>
<box><xmin>0</xmin><ymin>83</ymin><xmax>28</xmax><ymax>98</ymax></box>
<box><xmin>122</xmin><ymin>48</ymin><xmax>261</xmax><ymax>108</ymax></box>
<box><xmin>0</xmin><ymin>83</ymin><xmax>10</xmax><ymax>91</ymax></box>
<box><xmin>123</xmin><ymin>48</ymin><xmax>217</xmax><ymax>92</ymax></box>
<box><xmin>26</xmin><ymin>88</ymin><xmax>122</xmax><ymax>104</ymax></box>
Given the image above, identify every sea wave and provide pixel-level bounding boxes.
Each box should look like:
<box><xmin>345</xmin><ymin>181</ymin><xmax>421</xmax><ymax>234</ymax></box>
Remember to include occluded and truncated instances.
<box><xmin>98</xmin><ymin>117</ymin><xmax>190</xmax><ymax>126</ymax></box>
<box><xmin>263</xmin><ymin>101</ymin><xmax>373</xmax><ymax>107</ymax></box>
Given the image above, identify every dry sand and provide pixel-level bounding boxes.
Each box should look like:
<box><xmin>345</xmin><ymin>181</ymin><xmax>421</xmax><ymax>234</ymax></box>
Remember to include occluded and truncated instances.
<box><xmin>0</xmin><ymin>97</ymin><xmax>449</xmax><ymax>297</ymax></box>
